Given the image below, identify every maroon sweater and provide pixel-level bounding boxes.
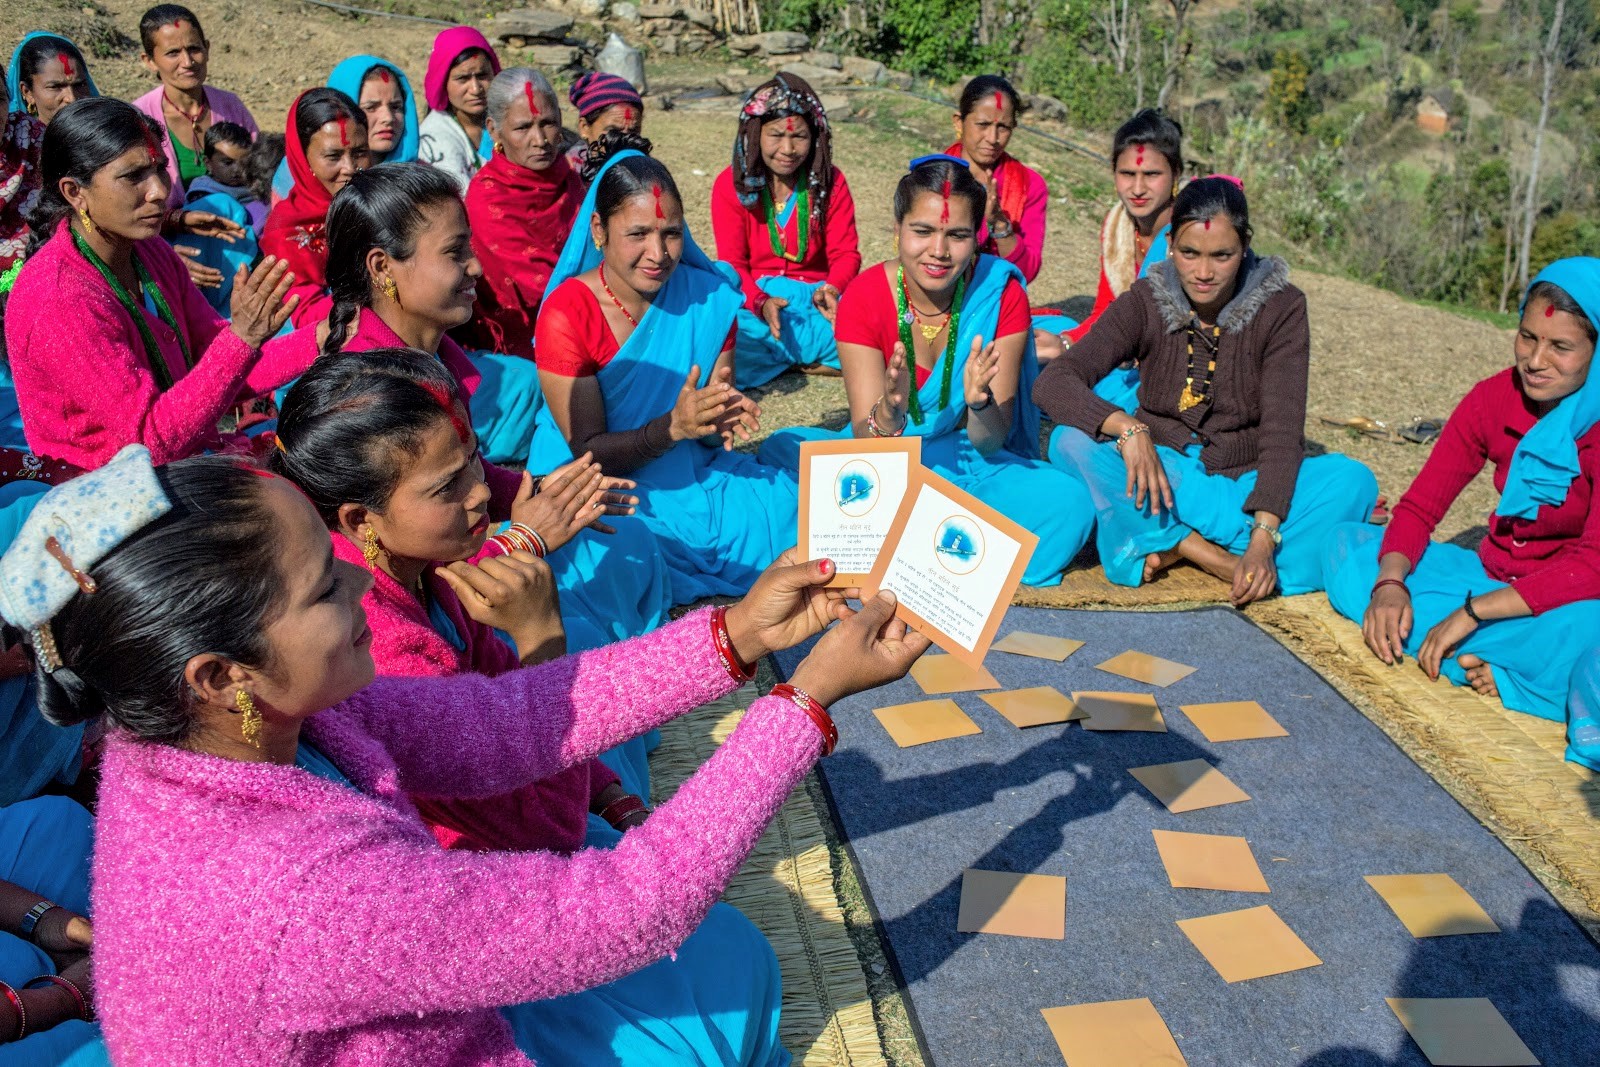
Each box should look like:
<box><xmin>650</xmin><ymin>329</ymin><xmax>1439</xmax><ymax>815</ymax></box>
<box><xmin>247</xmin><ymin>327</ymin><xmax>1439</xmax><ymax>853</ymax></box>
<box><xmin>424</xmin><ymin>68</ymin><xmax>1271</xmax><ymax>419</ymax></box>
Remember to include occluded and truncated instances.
<box><xmin>1381</xmin><ymin>367</ymin><xmax>1600</xmax><ymax>615</ymax></box>
<box><xmin>1033</xmin><ymin>255</ymin><xmax>1309</xmax><ymax>519</ymax></box>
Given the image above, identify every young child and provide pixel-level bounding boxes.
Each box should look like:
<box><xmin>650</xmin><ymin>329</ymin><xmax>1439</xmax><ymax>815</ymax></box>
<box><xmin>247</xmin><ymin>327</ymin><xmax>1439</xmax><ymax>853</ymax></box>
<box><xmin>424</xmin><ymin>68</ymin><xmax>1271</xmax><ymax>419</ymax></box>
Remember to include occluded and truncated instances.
<box><xmin>245</xmin><ymin>132</ymin><xmax>286</xmax><ymax>229</ymax></box>
<box><xmin>185</xmin><ymin>120</ymin><xmax>266</xmax><ymax>233</ymax></box>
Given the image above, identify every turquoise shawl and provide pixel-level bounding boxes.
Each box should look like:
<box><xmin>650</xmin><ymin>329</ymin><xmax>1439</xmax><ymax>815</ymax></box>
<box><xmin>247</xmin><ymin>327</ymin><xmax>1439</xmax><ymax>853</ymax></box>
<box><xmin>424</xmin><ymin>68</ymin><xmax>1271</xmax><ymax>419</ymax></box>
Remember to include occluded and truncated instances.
<box><xmin>7</xmin><ymin>32</ymin><xmax>100</xmax><ymax>114</ymax></box>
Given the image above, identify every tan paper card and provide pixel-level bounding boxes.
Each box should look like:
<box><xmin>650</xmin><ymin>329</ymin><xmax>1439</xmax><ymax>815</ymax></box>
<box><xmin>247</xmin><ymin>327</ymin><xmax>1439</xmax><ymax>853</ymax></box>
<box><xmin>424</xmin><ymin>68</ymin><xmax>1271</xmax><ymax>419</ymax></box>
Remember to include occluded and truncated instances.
<box><xmin>1129</xmin><ymin>760</ymin><xmax>1251</xmax><ymax>814</ymax></box>
<box><xmin>1152</xmin><ymin>830</ymin><xmax>1270</xmax><ymax>893</ymax></box>
<box><xmin>1176</xmin><ymin>905</ymin><xmax>1322</xmax><ymax>983</ymax></box>
<box><xmin>980</xmin><ymin>687</ymin><xmax>1085</xmax><ymax>729</ymax></box>
<box><xmin>1095</xmin><ymin>650</ymin><xmax>1197</xmax><ymax>687</ymax></box>
<box><xmin>864</xmin><ymin>467</ymin><xmax>1039</xmax><ymax>668</ymax></box>
<box><xmin>1364</xmin><ymin>875</ymin><xmax>1500</xmax><ymax>938</ymax></box>
<box><xmin>910</xmin><ymin>653</ymin><xmax>1002</xmax><ymax>695</ymax></box>
<box><xmin>956</xmin><ymin>869</ymin><xmax>1066</xmax><ymax>940</ymax></box>
<box><xmin>797</xmin><ymin>437</ymin><xmax>923</xmax><ymax>586</ymax></box>
<box><xmin>991</xmin><ymin>631</ymin><xmax>1086</xmax><ymax>661</ymax></box>
<box><xmin>873</xmin><ymin>699</ymin><xmax>982</xmax><ymax>748</ymax></box>
<box><xmin>1075</xmin><ymin>691</ymin><xmax>1167</xmax><ymax>732</ymax></box>
<box><xmin>1386</xmin><ymin>999</ymin><xmax>1540</xmax><ymax>1066</ymax></box>
<box><xmin>1177</xmin><ymin>701</ymin><xmax>1289</xmax><ymax>743</ymax></box>
<box><xmin>1040</xmin><ymin>998</ymin><xmax>1188</xmax><ymax>1067</ymax></box>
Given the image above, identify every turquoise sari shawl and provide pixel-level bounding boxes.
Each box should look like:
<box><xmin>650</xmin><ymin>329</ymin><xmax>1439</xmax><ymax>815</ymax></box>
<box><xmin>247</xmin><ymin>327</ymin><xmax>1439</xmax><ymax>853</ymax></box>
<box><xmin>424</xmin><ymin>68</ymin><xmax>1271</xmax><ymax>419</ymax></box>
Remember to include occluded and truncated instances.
<box><xmin>903</xmin><ymin>254</ymin><xmax>1043</xmax><ymax>460</ymax></box>
<box><xmin>1499</xmin><ymin>257</ymin><xmax>1600</xmax><ymax>520</ymax></box>
<box><xmin>7</xmin><ymin>33</ymin><xmax>100</xmax><ymax>113</ymax></box>
<box><xmin>327</xmin><ymin>55</ymin><xmax>420</xmax><ymax>164</ymax></box>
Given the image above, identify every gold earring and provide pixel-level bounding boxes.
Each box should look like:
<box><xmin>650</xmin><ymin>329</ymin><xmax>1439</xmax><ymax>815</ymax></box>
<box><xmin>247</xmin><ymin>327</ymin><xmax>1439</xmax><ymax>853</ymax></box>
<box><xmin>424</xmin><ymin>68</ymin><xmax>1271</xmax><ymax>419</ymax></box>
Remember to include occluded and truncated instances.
<box><xmin>236</xmin><ymin>689</ymin><xmax>262</xmax><ymax>748</ymax></box>
<box><xmin>77</xmin><ymin>208</ymin><xmax>95</xmax><ymax>235</ymax></box>
<box><xmin>893</xmin><ymin>233</ymin><xmax>899</xmax><ymax>256</ymax></box>
<box><xmin>380</xmin><ymin>275</ymin><xmax>399</xmax><ymax>304</ymax></box>
<box><xmin>593</xmin><ymin>236</ymin><xmax>602</xmax><ymax>252</ymax></box>
<box><xmin>361</xmin><ymin>526</ymin><xmax>382</xmax><ymax>569</ymax></box>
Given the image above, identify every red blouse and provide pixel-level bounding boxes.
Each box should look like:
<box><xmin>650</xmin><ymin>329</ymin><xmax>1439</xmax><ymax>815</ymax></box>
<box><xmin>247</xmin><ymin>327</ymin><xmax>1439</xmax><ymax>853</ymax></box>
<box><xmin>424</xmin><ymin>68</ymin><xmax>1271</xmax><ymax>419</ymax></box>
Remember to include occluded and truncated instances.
<box><xmin>833</xmin><ymin>263</ymin><xmax>1030</xmax><ymax>387</ymax></box>
<box><xmin>710</xmin><ymin>165</ymin><xmax>862</xmax><ymax>312</ymax></box>
<box><xmin>1381</xmin><ymin>367</ymin><xmax>1600</xmax><ymax>615</ymax></box>
<box><xmin>534</xmin><ymin>276</ymin><xmax>734</xmax><ymax>378</ymax></box>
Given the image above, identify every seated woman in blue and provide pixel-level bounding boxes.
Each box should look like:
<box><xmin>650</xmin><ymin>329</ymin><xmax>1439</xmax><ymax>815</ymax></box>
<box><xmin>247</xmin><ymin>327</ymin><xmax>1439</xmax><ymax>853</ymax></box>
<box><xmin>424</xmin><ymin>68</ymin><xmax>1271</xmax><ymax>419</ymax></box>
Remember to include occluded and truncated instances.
<box><xmin>1322</xmin><ymin>259</ymin><xmax>1600</xmax><ymax>725</ymax></box>
<box><xmin>758</xmin><ymin>155</ymin><xmax>1094</xmax><ymax>587</ymax></box>
<box><xmin>533</xmin><ymin>132</ymin><xmax>799</xmax><ymax>603</ymax></box>
<box><xmin>1034</xmin><ymin>176</ymin><xmax>1378</xmax><ymax>605</ymax></box>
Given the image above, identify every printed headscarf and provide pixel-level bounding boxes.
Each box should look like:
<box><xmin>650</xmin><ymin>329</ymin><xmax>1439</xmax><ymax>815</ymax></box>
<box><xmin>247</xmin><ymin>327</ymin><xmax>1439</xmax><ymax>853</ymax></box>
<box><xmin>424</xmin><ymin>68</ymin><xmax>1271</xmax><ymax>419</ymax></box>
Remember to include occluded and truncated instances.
<box><xmin>422</xmin><ymin>27</ymin><xmax>501</xmax><ymax>114</ymax></box>
<box><xmin>732</xmin><ymin>73</ymin><xmax>831</xmax><ymax>230</ymax></box>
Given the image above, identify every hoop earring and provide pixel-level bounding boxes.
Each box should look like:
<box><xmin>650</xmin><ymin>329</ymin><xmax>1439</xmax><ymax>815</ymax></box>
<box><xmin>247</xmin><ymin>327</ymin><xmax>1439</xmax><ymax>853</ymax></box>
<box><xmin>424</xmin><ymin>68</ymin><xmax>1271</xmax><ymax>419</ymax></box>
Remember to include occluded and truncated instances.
<box><xmin>380</xmin><ymin>276</ymin><xmax>399</xmax><ymax>304</ymax></box>
<box><xmin>236</xmin><ymin>689</ymin><xmax>262</xmax><ymax>748</ymax></box>
<box><xmin>77</xmin><ymin>208</ymin><xmax>95</xmax><ymax>235</ymax></box>
<box><xmin>361</xmin><ymin>526</ymin><xmax>382</xmax><ymax>569</ymax></box>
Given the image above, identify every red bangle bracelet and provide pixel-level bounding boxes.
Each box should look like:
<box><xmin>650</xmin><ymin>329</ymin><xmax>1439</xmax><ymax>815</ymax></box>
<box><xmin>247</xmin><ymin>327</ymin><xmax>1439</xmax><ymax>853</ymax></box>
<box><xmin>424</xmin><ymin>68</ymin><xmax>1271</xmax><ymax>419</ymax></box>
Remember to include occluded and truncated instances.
<box><xmin>598</xmin><ymin>794</ymin><xmax>648</xmax><ymax>826</ymax></box>
<box><xmin>1372</xmin><ymin>578</ymin><xmax>1409</xmax><ymax>596</ymax></box>
<box><xmin>25</xmin><ymin>975</ymin><xmax>91</xmax><ymax>1022</ymax></box>
<box><xmin>770</xmin><ymin>683</ymin><xmax>837</xmax><ymax>756</ymax></box>
<box><xmin>710</xmin><ymin>606</ymin><xmax>756</xmax><ymax>683</ymax></box>
<box><xmin>1</xmin><ymin>980</ymin><xmax>26</xmax><ymax>1041</ymax></box>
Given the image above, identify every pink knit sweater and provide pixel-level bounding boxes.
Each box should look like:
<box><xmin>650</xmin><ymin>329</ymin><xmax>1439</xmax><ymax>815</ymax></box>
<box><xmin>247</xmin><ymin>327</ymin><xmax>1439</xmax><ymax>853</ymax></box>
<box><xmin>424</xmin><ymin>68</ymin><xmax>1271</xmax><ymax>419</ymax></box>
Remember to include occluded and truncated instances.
<box><xmin>4</xmin><ymin>226</ymin><xmax>313</xmax><ymax>469</ymax></box>
<box><xmin>335</xmin><ymin>532</ymin><xmax>619</xmax><ymax>853</ymax></box>
<box><xmin>91</xmin><ymin>608</ymin><xmax>820</xmax><ymax>1066</ymax></box>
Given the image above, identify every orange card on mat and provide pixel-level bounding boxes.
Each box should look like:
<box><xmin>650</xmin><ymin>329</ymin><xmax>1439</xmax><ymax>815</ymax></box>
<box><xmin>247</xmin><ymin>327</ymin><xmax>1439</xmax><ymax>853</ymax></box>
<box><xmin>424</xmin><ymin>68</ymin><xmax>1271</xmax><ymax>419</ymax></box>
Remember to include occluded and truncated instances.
<box><xmin>1152</xmin><ymin>830</ymin><xmax>1270</xmax><ymax>893</ymax></box>
<box><xmin>1075</xmin><ymin>691</ymin><xmax>1167</xmax><ymax>732</ymax></box>
<box><xmin>956</xmin><ymin>869</ymin><xmax>1066</xmax><ymax>940</ymax></box>
<box><xmin>1364</xmin><ymin>875</ymin><xmax>1500</xmax><ymax>938</ymax></box>
<box><xmin>991</xmin><ymin>631</ymin><xmax>1085</xmax><ymax>661</ymax></box>
<box><xmin>872</xmin><ymin>699</ymin><xmax>982</xmax><ymax>748</ymax></box>
<box><xmin>1096</xmin><ymin>650</ymin><xmax>1197</xmax><ymax>687</ymax></box>
<box><xmin>863</xmin><ymin>468</ymin><xmax>1038</xmax><ymax>668</ymax></box>
<box><xmin>910</xmin><ymin>654</ymin><xmax>1002</xmax><ymax>695</ymax></box>
<box><xmin>1176</xmin><ymin>905</ymin><xmax>1322</xmax><ymax>983</ymax></box>
<box><xmin>1040</xmin><ymin>998</ymin><xmax>1188</xmax><ymax>1067</ymax></box>
<box><xmin>1385</xmin><ymin>999</ymin><xmax>1539</xmax><ymax>1066</ymax></box>
<box><xmin>981</xmin><ymin>687</ymin><xmax>1085</xmax><ymax>729</ymax></box>
<box><xmin>1128</xmin><ymin>760</ymin><xmax>1251</xmax><ymax>814</ymax></box>
<box><xmin>1177</xmin><ymin>701</ymin><xmax>1288</xmax><ymax>742</ymax></box>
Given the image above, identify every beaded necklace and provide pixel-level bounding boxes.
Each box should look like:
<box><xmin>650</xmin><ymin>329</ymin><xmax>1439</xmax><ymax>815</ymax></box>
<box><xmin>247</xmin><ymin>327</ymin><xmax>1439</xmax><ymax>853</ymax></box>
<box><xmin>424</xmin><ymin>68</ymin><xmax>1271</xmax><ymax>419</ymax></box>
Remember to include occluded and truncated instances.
<box><xmin>162</xmin><ymin>87</ymin><xmax>210</xmax><ymax>160</ymax></box>
<box><xmin>1177</xmin><ymin>317</ymin><xmax>1221</xmax><ymax>412</ymax></box>
<box><xmin>761</xmin><ymin>183</ymin><xmax>810</xmax><ymax>263</ymax></box>
<box><xmin>598</xmin><ymin>262</ymin><xmax>639</xmax><ymax>328</ymax></box>
<box><xmin>71</xmin><ymin>227</ymin><xmax>190</xmax><ymax>392</ymax></box>
<box><xmin>894</xmin><ymin>265</ymin><xmax>967</xmax><ymax>425</ymax></box>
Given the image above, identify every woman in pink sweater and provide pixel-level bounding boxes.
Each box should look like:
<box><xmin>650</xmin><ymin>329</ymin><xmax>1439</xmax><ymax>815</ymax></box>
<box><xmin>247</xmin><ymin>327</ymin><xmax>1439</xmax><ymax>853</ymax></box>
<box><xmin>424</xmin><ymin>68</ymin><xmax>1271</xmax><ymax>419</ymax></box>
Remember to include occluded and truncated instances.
<box><xmin>271</xmin><ymin>349</ymin><xmax>792</xmax><ymax>1065</ymax></box>
<box><xmin>5</xmin><ymin>448</ymin><xmax>926</xmax><ymax>1067</ymax></box>
<box><xmin>4</xmin><ymin>98</ymin><xmax>302</xmax><ymax>470</ymax></box>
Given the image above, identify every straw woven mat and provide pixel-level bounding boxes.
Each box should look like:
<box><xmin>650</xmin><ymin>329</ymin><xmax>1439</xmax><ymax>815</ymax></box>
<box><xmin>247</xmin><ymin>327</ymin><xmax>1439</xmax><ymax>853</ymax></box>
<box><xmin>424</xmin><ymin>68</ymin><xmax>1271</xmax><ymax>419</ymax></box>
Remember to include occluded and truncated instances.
<box><xmin>649</xmin><ymin>683</ymin><xmax>891</xmax><ymax>1067</ymax></box>
<box><xmin>653</xmin><ymin>564</ymin><xmax>1598</xmax><ymax>1067</ymax></box>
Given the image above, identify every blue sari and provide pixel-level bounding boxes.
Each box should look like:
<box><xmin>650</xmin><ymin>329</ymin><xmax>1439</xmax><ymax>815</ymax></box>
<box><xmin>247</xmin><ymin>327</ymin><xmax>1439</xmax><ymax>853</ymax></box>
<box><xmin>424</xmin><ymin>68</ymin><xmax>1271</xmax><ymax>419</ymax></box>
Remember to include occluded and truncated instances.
<box><xmin>532</xmin><ymin>150</ymin><xmax>800</xmax><ymax>603</ymax></box>
<box><xmin>1322</xmin><ymin>258</ymin><xmax>1600</xmax><ymax>727</ymax></box>
<box><xmin>174</xmin><ymin>189</ymin><xmax>257</xmax><ymax>317</ymax></box>
<box><xmin>733</xmin><ymin>274</ymin><xmax>840</xmax><ymax>389</ymax></box>
<box><xmin>1034</xmin><ymin>223</ymin><xmax>1168</xmax><ymax>414</ymax></box>
<box><xmin>759</xmin><ymin>256</ymin><xmax>1094</xmax><ymax>587</ymax></box>
<box><xmin>6</xmin><ymin>34</ymin><xmax>100</xmax><ymax>114</ymax></box>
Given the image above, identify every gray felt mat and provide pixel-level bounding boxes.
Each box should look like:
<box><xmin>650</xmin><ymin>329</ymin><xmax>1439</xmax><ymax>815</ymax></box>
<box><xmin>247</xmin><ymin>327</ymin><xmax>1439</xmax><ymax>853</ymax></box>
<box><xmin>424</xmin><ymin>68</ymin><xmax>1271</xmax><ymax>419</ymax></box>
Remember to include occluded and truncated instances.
<box><xmin>773</xmin><ymin>605</ymin><xmax>1600</xmax><ymax>1067</ymax></box>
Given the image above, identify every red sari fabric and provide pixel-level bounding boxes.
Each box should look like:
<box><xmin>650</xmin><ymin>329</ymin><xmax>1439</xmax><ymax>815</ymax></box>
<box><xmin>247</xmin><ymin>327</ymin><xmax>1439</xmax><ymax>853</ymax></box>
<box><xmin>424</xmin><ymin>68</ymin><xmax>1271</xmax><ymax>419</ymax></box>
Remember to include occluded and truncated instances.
<box><xmin>462</xmin><ymin>151</ymin><xmax>584</xmax><ymax>357</ymax></box>
<box><xmin>0</xmin><ymin>113</ymin><xmax>43</xmax><ymax>273</ymax></box>
<box><xmin>259</xmin><ymin>92</ymin><xmax>336</xmax><ymax>328</ymax></box>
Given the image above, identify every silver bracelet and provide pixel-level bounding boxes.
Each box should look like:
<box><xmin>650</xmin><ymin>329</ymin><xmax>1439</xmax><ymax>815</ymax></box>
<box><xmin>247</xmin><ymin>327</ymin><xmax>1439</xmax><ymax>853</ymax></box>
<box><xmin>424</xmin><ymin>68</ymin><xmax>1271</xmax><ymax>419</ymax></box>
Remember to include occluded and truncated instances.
<box><xmin>1247</xmin><ymin>520</ymin><xmax>1282</xmax><ymax>547</ymax></box>
<box><xmin>19</xmin><ymin>901</ymin><xmax>58</xmax><ymax>941</ymax></box>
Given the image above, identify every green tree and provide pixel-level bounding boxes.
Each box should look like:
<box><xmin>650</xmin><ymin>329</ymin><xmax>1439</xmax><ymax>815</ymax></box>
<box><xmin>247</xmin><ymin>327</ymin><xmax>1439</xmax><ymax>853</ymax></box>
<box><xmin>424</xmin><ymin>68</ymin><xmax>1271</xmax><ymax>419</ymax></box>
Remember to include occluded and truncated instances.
<box><xmin>1394</xmin><ymin>0</ymin><xmax>1442</xmax><ymax>33</ymax></box>
<box><xmin>1266</xmin><ymin>48</ymin><xmax>1313</xmax><ymax>131</ymax></box>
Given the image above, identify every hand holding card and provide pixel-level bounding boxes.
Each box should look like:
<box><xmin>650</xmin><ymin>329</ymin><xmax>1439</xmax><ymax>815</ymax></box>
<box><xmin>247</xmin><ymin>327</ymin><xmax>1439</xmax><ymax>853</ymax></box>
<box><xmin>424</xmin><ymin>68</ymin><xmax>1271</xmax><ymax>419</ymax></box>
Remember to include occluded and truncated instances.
<box><xmin>786</xmin><ymin>591</ymin><xmax>934</xmax><ymax>708</ymax></box>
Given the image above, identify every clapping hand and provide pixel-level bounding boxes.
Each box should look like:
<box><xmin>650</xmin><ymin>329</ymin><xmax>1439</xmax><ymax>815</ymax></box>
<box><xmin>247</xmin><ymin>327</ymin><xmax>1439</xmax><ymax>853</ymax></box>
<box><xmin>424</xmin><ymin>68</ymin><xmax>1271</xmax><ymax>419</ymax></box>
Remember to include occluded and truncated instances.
<box><xmin>228</xmin><ymin>256</ymin><xmax>298</xmax><ymax>349</ymax></box>
<box><xmin>962</xmin><ymin>335</ymin><xmax>998</xmax><ymax>409</ymax></box>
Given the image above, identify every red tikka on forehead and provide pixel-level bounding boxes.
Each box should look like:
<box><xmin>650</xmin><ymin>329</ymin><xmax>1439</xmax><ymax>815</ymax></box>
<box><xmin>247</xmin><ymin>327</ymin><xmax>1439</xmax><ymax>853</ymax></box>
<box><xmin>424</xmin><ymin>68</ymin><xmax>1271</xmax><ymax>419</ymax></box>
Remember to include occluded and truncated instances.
<box><xmin>335</xmin><ymin>115</ymin><xmax>350</xmax><ymax>146</ymax></box>
<box><xmin>993</xmin><ymin>90</ymin><xmax>1004</xmax><ymax>113</ymax></box>
<box><xmin>939</xmin><ymin>179</ymin><xmax>951</xmax><ymax>224</ymax></box>
<box><xmin>1135</xmin><ymin>144</ymin><xmax>1145</xmax><ymax>165</ymax></box>
<box><xmin>1203</xmin><ymin>218</ymin><xmax>1211</xmax><ymax>230</ymax></box>
<box><xmin>378</xmin><ymin>67</ymin><xmax>391</xmax><ymax>83</ymax></box>
<box><xmin>784</xmin><ymin>115</ymin><xmax>796</xmax><ymax>132</ymax></box>
<box><xmin>652</xmin><ymin>182</ymin><xmax>665</xmax><ymax>219</ymax></box>
<box><xmin>58</xmin><ymin>52</ymin><xmax>75</xmax><ymax>77</ymax></box>
<box><xmin>523</xmin><ymin>80</ymin><xmax>538</xmax><ymax>114</ymax></box>
<box><xmin>419</xmin><ymin>382</ymin><xmax>470</xmax><ymax>443</ymax></box>
<box><xmin>142</xmin><ymin>124</ymin><xmax>163</xmax><ymax>165</ymax></box>
<box><xmin>1546</xmin><ymin>303</ymin><xmax>1557</xmax><ymax>317</ymax></box>
<box><xmin>622</xmin><ymin>106</ymin><xmax>633</xmax><ymax>125</ymax></box>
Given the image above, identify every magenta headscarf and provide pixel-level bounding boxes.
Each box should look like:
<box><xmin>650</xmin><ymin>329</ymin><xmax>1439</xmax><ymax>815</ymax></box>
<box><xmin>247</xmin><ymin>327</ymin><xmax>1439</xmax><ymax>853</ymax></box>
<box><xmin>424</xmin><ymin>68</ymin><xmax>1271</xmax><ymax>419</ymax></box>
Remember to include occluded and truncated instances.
<box><xmin>423</xmin><ymin>27</ymin><xmax>501</xmax><ymax>113</ymax></box>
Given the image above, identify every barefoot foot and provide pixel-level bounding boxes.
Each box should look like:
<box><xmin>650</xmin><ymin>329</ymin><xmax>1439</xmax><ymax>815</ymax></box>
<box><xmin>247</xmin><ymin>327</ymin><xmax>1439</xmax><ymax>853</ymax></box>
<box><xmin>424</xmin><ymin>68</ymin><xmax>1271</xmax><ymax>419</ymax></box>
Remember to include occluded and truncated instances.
<box><xmin>1456</xmin><ymin>653</ymin><xmax>1500</xmax><ymax>699</ymax></box>
<box><xmin>1143</xmin><ymin>547</ymin><xmax>1184</xmax><ymax>583</ymax></box>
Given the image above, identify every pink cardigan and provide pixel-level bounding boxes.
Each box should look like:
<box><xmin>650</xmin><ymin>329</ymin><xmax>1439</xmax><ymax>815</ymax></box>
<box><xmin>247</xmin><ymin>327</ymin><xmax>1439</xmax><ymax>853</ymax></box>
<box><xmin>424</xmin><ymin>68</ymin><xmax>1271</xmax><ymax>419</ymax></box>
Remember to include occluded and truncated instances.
<box><xmin>337</xmin><ymin>533</ymin><xmax>619</xmax><ymax>853</ymax></box>
<box><xmin>91</xmin><ymin>608</ymin><xmax>821</xmax><ymax>1066</ymax></box>
<box><xmin>4</xmin><ymin>226</ymin><xmax>313</xmax><ymax>468</ymax></box>
<box><xmin>131</xmin><ymin>85</ymin><xmax>260</xmax><ymax>210</ymax></box>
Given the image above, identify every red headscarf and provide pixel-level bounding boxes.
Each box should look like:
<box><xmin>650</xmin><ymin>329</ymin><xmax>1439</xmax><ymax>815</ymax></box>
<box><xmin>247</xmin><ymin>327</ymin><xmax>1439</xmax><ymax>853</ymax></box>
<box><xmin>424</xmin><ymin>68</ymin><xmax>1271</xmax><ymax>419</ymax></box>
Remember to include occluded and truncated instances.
<box><xmin>259</xmin><ymin>91</ymin><xmax>337</xmax><ymax>296</ymax></box>
<box><xmin>462</xmin><ymin>150</ymin><xmax>584</xmax><ymax>357</ymax></box>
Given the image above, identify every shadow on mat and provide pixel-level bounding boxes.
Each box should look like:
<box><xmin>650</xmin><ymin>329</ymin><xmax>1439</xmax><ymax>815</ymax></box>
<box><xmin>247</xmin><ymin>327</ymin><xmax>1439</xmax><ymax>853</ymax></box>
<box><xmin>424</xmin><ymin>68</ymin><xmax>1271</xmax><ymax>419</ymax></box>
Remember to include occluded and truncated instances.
<box><xmin>1296</xmin><ymin>898</ymin><xmax>1600</xmax><ymax>1067</ymax></box>
<box><xmin>823</xmin><ymin>725</ymin><xmax>1212</xmax><ymax>987</ymax></box>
